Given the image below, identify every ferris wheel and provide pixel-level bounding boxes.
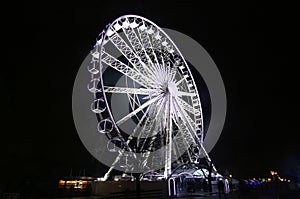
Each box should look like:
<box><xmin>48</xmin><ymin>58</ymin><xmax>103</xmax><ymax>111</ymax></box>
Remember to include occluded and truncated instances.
<box><xmin>87</xmin><ymin>15</ymin><xmax>215</xmax><ymax>181</ymax></box>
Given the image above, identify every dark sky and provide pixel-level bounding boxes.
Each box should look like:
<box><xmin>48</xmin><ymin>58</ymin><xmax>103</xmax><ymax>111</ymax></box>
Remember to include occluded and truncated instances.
<box><xmin>1</xmin><ymin>0</ymin><xmax>298</xmax><ymax>187</ymax></box>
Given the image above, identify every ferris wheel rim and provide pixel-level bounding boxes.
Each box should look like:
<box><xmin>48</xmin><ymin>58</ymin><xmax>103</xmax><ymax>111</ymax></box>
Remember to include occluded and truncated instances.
<box><xmin>97</xmin><ymin>14</ymin><xmax>205</xmax><ymax>140</ymax></box>
<box><xmin>87</xmin><ymin>14</ymin><xmax>216</xmax><ymax>178</ymax></box>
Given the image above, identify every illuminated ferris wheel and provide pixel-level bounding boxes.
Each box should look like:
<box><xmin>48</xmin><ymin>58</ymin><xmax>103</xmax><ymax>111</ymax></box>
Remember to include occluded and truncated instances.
<box><xmin>87</xmin><ymin>15</ymin><xmax>215</xmax><ymax>181</ymax></box>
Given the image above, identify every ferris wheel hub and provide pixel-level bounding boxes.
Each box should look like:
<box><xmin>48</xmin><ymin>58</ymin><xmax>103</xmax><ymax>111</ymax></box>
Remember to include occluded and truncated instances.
<box><xmin>167</xmin><ymin>81</ymin><xmax>178</xmax><ymax>96</ymax></box>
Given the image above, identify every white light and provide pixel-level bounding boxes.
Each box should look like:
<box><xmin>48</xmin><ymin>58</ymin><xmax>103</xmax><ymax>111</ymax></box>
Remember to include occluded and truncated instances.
<box><xmin>122</xmin><ymin>20</ymin><xmax>130</xmax><ymax>29</ymax></box>
<box><xmin>154</xmin><ymin>31</ymin><xmax>162</xmax><ymax>40</ymax></box>
<box><xmin>162</xmin><ymin>39</ymin><xmax>168</xmax><ymax>46</ymax></box>
<box><xmin>91</xmin><ymin>51</ymin><xmax>100</xmax><ymax>59</ymax></box>
<box><xmin>113</xmin><ymin>23</ymin><xmax>122</xmax><ymax>31</ymax></box>
<box><xmin>147</xmin><ymin>26</ymin><xmax>154</xmax><ymax>34</ymax></box>
<box><xmin>106</xmin><ymin>28</ymin><xmax>114</xmax><ymax>37</ymax></box>
<box><xmin>139</xmin><ymin>23</ymin><xmax>147</xmax><ymax>31</ymax></box>
<box><xmin>96</xmin><ymin>38</ymin><xmax>103</xmax><ymax>45</ymax></box>
<box><xmin>129</xmin><ymin>21</ymin><xmax>139</xmax><ymax>28</ymax></box>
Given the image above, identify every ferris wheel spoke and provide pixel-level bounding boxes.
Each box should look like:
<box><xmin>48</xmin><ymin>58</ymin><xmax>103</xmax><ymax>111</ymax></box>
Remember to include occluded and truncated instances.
<box><xmin>177</xmin><ymin>91</ymin><xmax>197</xmax><ymax>97</ymax></box>
<box><xmin>173</xmin><ymin>134</ymin><xmax>192</xmax><ymax>163</ymax></box>
<box><xmin>138</xmin><ymin>96</ymin><xmax>168</xmax><ymax>149</ymax></box>
<box><xmin>172</xmin><ymin>121</ymin><xmax>195</xmax><ymax>163</ymax></box>
<box><xmin>127</xmin><ymin>94</ymin><xmax>145</xmax><ymax>117</ymax></box>
<box><xmin>102</xmin><ymin>51</ymin><xmax>153</xmax><ymax>88</ymax></box>
<box><xmin>137</xmin><ymin>22</ymin><xmax>161</xmax><ymax>68</ymax></box>
<box><xmin>103</xmin><ymin>147</ymin><xmax>136</xmax><ymax>181</ymax></box>
<box><xmin>175</xmin><ymin>78</ymin><xmax>186</xmax><ymax>86</ymax></box>
<box><xmin>150</xmin><ymin>30</ymin><xmax>174</xmax><ymax>66</ymax></box>
<box><xmin>172</xmin><ymin>113</ymin><xmax>194</xmax><ymax>163</ymax></box>
<box><xmin>103</xmin><ymin>86</ymin><xmax>158</xmax><ymax>95</ymax></box>
<box><xmin>125</xmin><ymin>78</ymin><xmax>146</xmax><ymax>116</ymax></box>
<box><xmin>173</xmin><ymin>98</ymin><xmax>201</xmax><ymax>145</ymax></box>
<box><xmin>140</xmin><ymin>151</ymin><xmax>151</xmax><ymax>170</ymax></box>
<box><xmin>173</xmin><ymin>115</ymin><xmax>202</xmax><ymax>164</ymax></box>
<box><xmin>116</xmin><ymin>94</ymin><xmax>163</xmax><ymax>126</ymax></box>
<box><xmin>121</xmin><ymin>20</ymin><xmax>157</xmax><ymax>76</ymax></box>
<box><xmin>160</xmin><ymin>55</ymin><xmax>173</xmax><ymax>80</ymax></box>
<box><xmin>135</xmin><ymin>96</ymin><xmax>165</xmax><ymax>143</ymax></box>
<box><xmin>109</xmin><ymin>32</ymin><xmax>156</xmax><ymax>85</ymax></box>
<box><xmin>176</xmin><ymin>97</ymin><xmax>195</xmax><ymax>114</ymax></box>
<box><xmin>149</xmin><ymin>35</ymin><xmax>161</xmax><ymax>65</ymax></box>
<box><xmin>127</xmin><ymin>94</ymin><xmax>142</xmax><ymax>117</ymax></box>
<box><xmin>172</xmin><ymin>106</ymin><xmax>196</xmax><ymax>147</ymax></box>
<box><xmin>179</xmin><ymin>106</ymin><xmax>200</xmax><ymax>132</ymax></box>
<box><xmin>125</xmin><ymin>103</ymin><xmax>153</xmax><ymax>146</ymax></box>
<box><xmin>177</xmin><ymin>95</ymin><xmax>203</xmax><ymax>130</ymax></box>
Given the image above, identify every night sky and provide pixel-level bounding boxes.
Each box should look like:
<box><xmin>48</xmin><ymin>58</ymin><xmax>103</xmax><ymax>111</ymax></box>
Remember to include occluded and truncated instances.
<box><xmin>2</xmin><ymin>0</ymin><xmax>298</xmax><ymax>188</ymax></box>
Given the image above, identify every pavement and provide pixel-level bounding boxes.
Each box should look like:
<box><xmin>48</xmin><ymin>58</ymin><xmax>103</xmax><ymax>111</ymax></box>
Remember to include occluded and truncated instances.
<box><xmin>40</xmin><ymin>189</ymin><xmax>300</xmax><ymax>199</ymax></box>
<box><xmin>176</xmin><ymin>189</ymin><xmax>300</xmax><ymax>199</ymax></box>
